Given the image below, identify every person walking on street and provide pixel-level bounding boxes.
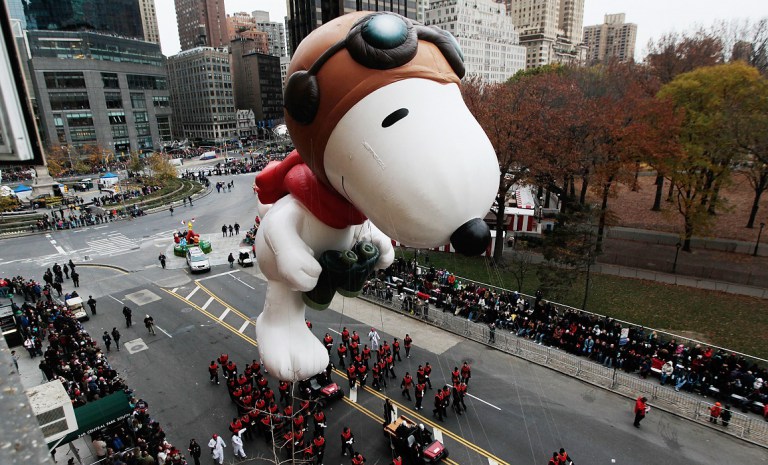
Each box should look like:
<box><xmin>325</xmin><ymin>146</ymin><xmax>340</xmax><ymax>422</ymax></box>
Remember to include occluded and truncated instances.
<box><xmin>222</xmin><ymin>225</ymin><xmax>227</xmax><ymax>237</ymax></box>
<box><xmin>102</xmin><ymin>331</ymin><xmax>112</xmax><ymax>352</ymax></box>
<box><xmin>488</xmin><ymin>322</ymin><xmax>496</xmax><ymax>343</ymax></box>
<box><xmin>87</xmin><ymin>296</ymin><xmax>97</xmax><ymax>315</ymax></box>
<box><xmin>633</xmin><ymin>396</ymin><xmax>649</xmax><ymax>428</ymax></box>
<box><xmin>188</xmin><ymin>195</ymin><xmax>193</xmax><ymax>206</ymax></box>
<box><xmin>158</xmin><ymin>253</ymin><xmax>166</xmax><ymax>269</ymax></box>
<box><xmin>170</xmin><ymin>205</ymin><xmax>174</xmax><ymax>216</ymax></box>
<box><xmin>228</xmin><ymin>253</ymin><xmax>235</xmax><ymax>268</ymax></box>
<box><xmin>404</xmin><ymin>334</ymin><xmax>412</xmax><ymax>358</ymax></box>
<box><xmin>123</xmin><ymin>306</ymin><xmax>132</xmax><ymax>327</ymax></box>
<box><xmin>68</xmin><ymin>259</ymin><xmax>76</xmax><ymax>273</ymax></box>
<box><xmin>709</xmin><ymin>402</ymin><xmax>722</xmax><ymax>424</ymax></box>
<box><xmin>209</xmin><ymin>360</ymin><xmax>220</xmax><ymax>385</ymax></box>
<box><xmin>368</xmin><ymin>327</ymin><xmax>381</xmax><ymax>351</ymax></box>
<box><xmin>208</xmin><ymin>434</ymin><xmax>226</xmax><ymax>465</ymax></box>
<box><xmin>228</xmin><ymin>224</ymin><xmax>234</xmax><ymax>237</ymax></box>
<box><xmin>63</xmin><ymin>263</ymin><xmax>69</xmax><ymax>279</ymax></box>
<box><xmin>231</xmin><ymin>433</ymin><xmax>246</xmax><ymax>459</ymax></box>
<box><xmin>11</xmin><ymin>350</ymin><xmax>19</xmax><ymax>373</ymax></box>
<box><xmin>721</xmin><ymin>405</ymin><xmax>732</xmax><ymax>427</ymax></box>
<box><xmin>144</xmin><ymin>314</ymin><xmax>156</xmax><ymax>335</ymax></box>
<box><xmin>401</xmin><ymin>372</ymin><xmax>413</xmax><ymax>400</ymax></box>
<box><xmin>111</xmin><ymin>328</ymin><xmax>121</xmax><ymax>351</ymax></box>
<box><xmin>234</xmin><ymin>223</ymin><xmax>240</xmax><ymax>235</ymax></box>
<box><xmin>188</xmin><ymin>439</ymin><xmax>202</xmax><ymax>465</ymax></box>
<box><xmin>340</xmin><ymin>427</ymin><xmax>355</xmax><ymax>456</ymax></box>
<box><xmin>183</xmin><ymin>197</ymin><xmax>187</xmax><ymax>207</ymax></box>
<box><xmin>71</xmin><ymin>270</ymin><xmax>80</xmax><ymax>288</ymax></box>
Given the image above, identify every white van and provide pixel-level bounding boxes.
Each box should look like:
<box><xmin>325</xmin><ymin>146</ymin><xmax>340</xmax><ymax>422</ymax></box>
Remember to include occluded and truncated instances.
<box><xmin>169</xmin><ymin>158</ymin><xmax>183</xmax><ymax>167</ymax></box>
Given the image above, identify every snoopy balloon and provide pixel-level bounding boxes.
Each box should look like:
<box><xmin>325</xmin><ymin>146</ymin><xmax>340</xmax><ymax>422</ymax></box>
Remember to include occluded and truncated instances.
<box><xmin>254</xmin><ymin>11</ymin><xmax>500</xmax><ymax>381</ymax></box>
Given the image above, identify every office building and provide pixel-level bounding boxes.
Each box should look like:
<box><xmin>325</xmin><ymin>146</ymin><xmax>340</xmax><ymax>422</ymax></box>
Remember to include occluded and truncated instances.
<box><xmin>6</xmin><ymin>0</ymin><xmax>27</xmax><ymax>30</ymax></box>
<box><xmin>26</xmin><ymin>30</ymin><xmax>172</xmax><ymax>155</ymax></box>
<box><xmin>583</xmin><ymin>13</ymin><xmax>637</xmax><ymax>63</ymax></box>
<box><xmin>229</xmin><ymin>39</ymin><xmax>284</xmax><ymax>126</ymax></box>
<box><xmin>286</xmin><ymin>0</ymin><xmax>418</xmax><ymax>55</ymax></box>
<box><xmin>255</xmin><ymin>14</ymin><xmax>287</xmax><ymax>58</ymax></box>
<box><xmin>138</xmin><ymin>0</ymin><xmax>161</xmax><ymax>45</ymax></box>
<box><xmin>166</xmin><ymin>47</ymin><xmax>236</xmax><ymax>142</ymax></box>
<box><xmin>174</xmin><ymin>0</ymin><xmax>228</xmax><ymax>50</ymax></box>
<box><xmin>505</xmin><ymin>0</ymin><xmax>586</xmax><ymax>68</ymax></box>
<box><xmin>425</xmin><ymin>0</ymin><xmax>526</xmax><ymax>83</ymax></box>
<box><xmin>22</xmin><ymin>0</ymin><xmax>145</xmax><ymax>40</ymax></box>
<box><xmin>227</xmin><ymin>11</ymin><xmax>286</xmax><ymax>57</ymax></box>
<box><xmin>416</xmin><ymin>0</ymin><xmax>430</xmax><ymax>23</ymax></box>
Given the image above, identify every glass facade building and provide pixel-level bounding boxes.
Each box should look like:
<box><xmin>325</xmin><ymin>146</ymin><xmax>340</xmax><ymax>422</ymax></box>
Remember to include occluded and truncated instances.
<box><xmin>23</xmin><ymin>0</ymin><xmax>144</xmax><ymax>40</ymax></box>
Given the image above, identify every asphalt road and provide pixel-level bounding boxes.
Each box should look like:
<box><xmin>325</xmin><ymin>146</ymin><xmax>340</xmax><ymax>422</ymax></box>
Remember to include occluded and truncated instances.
<box><xmin>3</xmin><ymin>169</ymin><xmax>767</xmax><ymax>465</ymax></box>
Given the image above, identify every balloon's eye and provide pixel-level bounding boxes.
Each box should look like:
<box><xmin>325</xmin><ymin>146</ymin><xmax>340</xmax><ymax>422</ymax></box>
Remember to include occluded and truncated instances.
<box><xmin>382</xmin><ymin>108</ymin><xmax>409</xmax><ymax>128</ymax></box>
<box><xmin>362</xmin><ymin>14</ymin><xmax>409</xmax><ymax>49</ymax></box>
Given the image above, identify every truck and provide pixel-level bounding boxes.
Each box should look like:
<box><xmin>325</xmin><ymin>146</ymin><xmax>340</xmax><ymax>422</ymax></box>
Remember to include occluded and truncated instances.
<box><xmin>65</xmin><ymin>297</ymin><xmax>89</xmax><ymax>321</ymax></box>
<box><xmin>384</xmin><ymin>415</ymin><xmax>448</xmax><ymax>465</ymax></box>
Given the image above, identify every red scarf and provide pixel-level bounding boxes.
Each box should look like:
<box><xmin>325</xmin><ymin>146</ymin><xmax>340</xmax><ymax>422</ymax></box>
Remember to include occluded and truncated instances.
<box><xmin>255</xmin><ymin>150</ymin><xmax>366</xmax><ymax>229</ymax></box>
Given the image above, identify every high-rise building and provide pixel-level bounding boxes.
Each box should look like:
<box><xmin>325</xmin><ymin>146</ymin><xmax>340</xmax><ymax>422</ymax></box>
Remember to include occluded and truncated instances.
<box><xmin>583</xmin><ymin>13</ymin><xmax>637</xmax><ymax>63</ymax></box>
<box><xmin>6</xmin><ymin>0</ymin><xmax>27</xmax><ymax>30</ymax></box>
<box><xmin>505</xmin><ymin>0</ymin><xmax>586</xmax><ymax>69</ymax></box>
<box><xmin>229</xmin><ymin>39</ymin><xmax>284</xmax><ymax>127</ymax></box>
<box><xmin>138</xmin><ymin>0</ymin><xmax>161</xmax><ymax>45</ymax></box>
<box><xmin>416</xmin><ymin>0</ymin><xmax>430</xmax><ymax>23</ymax></box>
<box><xmin>286</xmin><ymin>0</ymin><xmax>418</xmax><ymax>55</ymax></box>
<box><xmin>166</xmin><ymin>47</ymin><xmax>236</xmax><ymax>142</ymax></box>
<box><xmin>174</xmin><ymin>0</ymin><xmax>228</xmax><ymax>50</ymax></box>
<box><xmin>23</xmin><ymin>0</ymin><xmax>145</xmax><ymax>40</ymax></box>
<box><xmin>255</xmin><ymin>19</ymin><xmax>287</xmax><ymax>58</ymax></box>
<box><xmin>425</xmin><ymin>0</ymin><xmax>526</xmax><ymax>83</ymax></box>
<box><xmin>226</xmin><ymin>11</ymin><xmax>286</xmax><ymax>57</ymax></box>
<box><xmin>26</xmin><ymin>30</ymin><xmax>172</xmax><ymax>155</ymax></box>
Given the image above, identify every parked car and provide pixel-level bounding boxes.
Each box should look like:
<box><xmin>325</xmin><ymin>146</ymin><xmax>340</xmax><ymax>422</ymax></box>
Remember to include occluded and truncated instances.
<box><xmin>186</xmin><ymin>246</ymin><xmax>210</xmax><ymax>273</ymax></box>
<box><xmin>297</xmin><ymin>373</ymin><xmax>344</xmax><ymax>407</ymax></box>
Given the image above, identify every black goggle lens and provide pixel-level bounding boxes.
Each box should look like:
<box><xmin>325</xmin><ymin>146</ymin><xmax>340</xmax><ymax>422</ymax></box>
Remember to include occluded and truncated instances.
<box><xmin>361</xmin><ymin>14</ymin><xmax>409</xmax><ymax>49</ymax></box>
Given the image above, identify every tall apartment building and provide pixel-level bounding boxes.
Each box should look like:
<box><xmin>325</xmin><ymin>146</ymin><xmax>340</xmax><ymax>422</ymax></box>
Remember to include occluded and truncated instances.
<box><xmin>166</xmin><ymin>47</ymin><xmax>236</xmax><ymax>142</ymax></box>
<box><xmin>22</xmin><ymin>0</ymin><xmax>145</xmax><ymax>40</ymax></box>
<box><xmin>255</xmin><ymin>14</ymin><xmax>288</xmax><ymax>58</ymax></box>
<box><xmin>424</xmin><ymin>0</ymin><xmax>526</xmax><ymax>83</ymax></box>
<box><xmin>286</xmin><ymin>0</ymin><xmax>418</xmax><ymax>55</ymax></box>
<box><xmin>229</xmin><ymin>39</ymin><xmax>284</xmax><ymax>126</ymax></box>
<box><xmin>226</xmin><ymin>11</ymin><xmax>286</xmax><ymax>57</ymax></box>
<box><xmin>174</xmin><ymin>0</ymin><xmax>228</xmax><ymax>50</ymax></box>
<box><xmin>26</xmin><ymin>30</ymin><xmax>172</xmax><ymax>155</ymax></box>
<box><xmin>6</xmin><ymin>0</ymin><xmax>27</xmax><ymax>29</ymax></box>
<box><xmin>416</xmin><ymin>0</ymin><xmax>431</xmax><ymax>23</ymax></box>
<box><xmin>505</xmin><ymin>0</ymin><xmax>586</xmax><ymax>68</ymax></box>
<box><xmin>583</xmin><ymin>13</ymin><xmax>637</xmax><ymax>63</ymax></box>
<box><xmin>138</xmin><ymin>0</ymin><xmax>161</xmax><ymax>45</ymax></box>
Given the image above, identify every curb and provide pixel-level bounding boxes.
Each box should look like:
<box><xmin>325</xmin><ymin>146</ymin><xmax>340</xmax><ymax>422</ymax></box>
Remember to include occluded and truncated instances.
<box><xmin>75</xmin><ymin>263</ymin><xmax>130</xmax><ymax>274</ymax></box>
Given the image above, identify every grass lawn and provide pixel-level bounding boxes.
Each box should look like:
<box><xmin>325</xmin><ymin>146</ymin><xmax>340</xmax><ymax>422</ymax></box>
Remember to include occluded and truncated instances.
<box><xmin>395</xmin><ymin>248</ymin><xmax>768</xmax><ymax>360</ymax></box>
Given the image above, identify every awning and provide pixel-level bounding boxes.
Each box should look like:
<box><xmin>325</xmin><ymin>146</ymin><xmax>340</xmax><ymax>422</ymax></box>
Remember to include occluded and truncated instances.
<box><xmin>48</xmin><ymin>391</ymin><xmax>132</xmax><ymax>448</ymax></box>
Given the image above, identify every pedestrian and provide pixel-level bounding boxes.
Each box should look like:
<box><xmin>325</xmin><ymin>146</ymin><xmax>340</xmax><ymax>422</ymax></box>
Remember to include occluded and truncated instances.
<box><xmin>340</xmin><ymin>427</ymin><xmax>355</xmax><ymax>456</ymax></box>
<box><xmin>87</xmin><ymin>295</ymin><xmax>97</xmax><ymax>315</ymax></box>
<box><xmin>183</xmin><ymin>197</ymin><xmax>187</xmax><ymax>207</ymax></box>
<box><xmin>228</xmin><ymin>253</ymin><xmax>235</xmax><ymax>268</ymax></box>
<box><xmin>231</xmin><ymin>433</ymin><xmax>246</xmax><ymax>459</ymax></box>
<box><xmin>234</xmin><ymin>222</ymin><xmax>240</xmax><ymax>235</ymax></box>
<box><xmin>424</xmin><ymin>362</ymin><xmax>433</xmax><ymax>389</ymax></box>
<box><xmin>222</xmin><ymin>225</ymin><xmax>227</xmax><ymax>237</ymax></box>
<box><xmin>312</xmin><ymin>433</ymin><xmax>326</xmax><ymax>465</ymax></box>
<box><xmin>709</xmin><ymin>402</ymin><xmax>722</xmax><ymax>424</ymax></box>
<box><xmin>557</xmin><ymin>448</ymin><xmax>572</xmax><ymax>464</ymax></box>
<box><xmin>392</xmin><ymin>338</ymin><xmax>402</xmax><ymax>361</ymax></box>
<box><xmin>368</xmin><ymin>327</ymin><xmax>381</xmax><ymax>350</ymax></box>
<box><xmin>404</xmin><ymin>334</ymin><xmax>412</xmax><ymax>358</ymax></box>
<box><xmin>488</xmin><ymin>322</ymin><xmax>496</xmax><ymax>343</ymax></box>
<box><xmin>188</xmin><ymin>195</ymin><xmax>193</xmax><ymax>206</ymax></box>
<box><xmin>111</xmin><ymin>328</ymin><xmax>121</xmax><ymax>351</ymax></box>
<box><xmin>548</xmin><ymin>452</ymin><xmax>559</xmax><ymax>465</ymax></box>
<box><xmin>123</xmin><ymin>306</ymin><xmax>132</xmax><ymax>327</ymax></box>
<box><xmin>351</xmin><ymin>452</ymin><xmax>365</xmax><ymax>465</ymax></box>
<box><xmin>188</xmin><ymin>439</ymin><xmax>202</xmax><ymax>465</ymax></box>
<box><xmin>721</xmin><ymin>405</ymin><xmax>732</xmax><ymax>427</ymax></box>
<box><xmin>71</xmin><ymin>270</ymin><xmax>80</xmax><ymax>288</ymax></box>
<box><xmin>415</xmin><ymin>381</ymin><xmax>425</xmax><ymax>410</ymax></box>
<box><xmin>460</xmin><ymin>361</ymin><xmax>471</xmax><ymax>385</ymax></box>
<box><xmin>63</xmin><ymin>263</ymin><xmax>69</xmax><ymax>279</ymax></box>
<box><xmin>170</xmin><ymin>205</ymin><xmax>174</xmax><ymax>216</ymax></box>
<box><xmin>144</xmin><ymin>314</ymin><xmax>156</xmax><ymax>335</ymax></box>
<box><xmin>209</xmin><ymin>360</ymin><xmax>220</xmax><ymax>385</ymax></box>
<box><xmin>401</xmin><ymin>372</ymin><xmax>413</xmax><ymax>400</ymax></box>
<box><xmin>11</xmin><ymin>350</ymin><xmax>19</xmax><ymax>373</ymax></box>
<box><xmin>158</xmin><ymin>253</ymin><xmax>166</xmax><ymax>269</ymax></box>
<box><xmin>337</xmin><ymin>343</ymin><xmax>347</xmax><ymax>369</ymax></box>
<box><xmin>633</xmin><ymin>396</ymin><xmax>649</xmax><ymax>428</ymax></box>
<box><xmin>207</xmin><ymin>434</ymin><xmax>226</xmax><ymax>465</ymax></box>
<box><xmin>433</xmin><ymin>390</ymin><xmax>444</xmax><ymax>421</ymax></box>
<box><xmin>228</xmin><ymin>224</ymin><xmax>234</xmax><ymax>237</ymax></box>
<box><xmin>102</xmin><ymin>331</ymin><xmax>112</xmax><ymax>352</ymax></box>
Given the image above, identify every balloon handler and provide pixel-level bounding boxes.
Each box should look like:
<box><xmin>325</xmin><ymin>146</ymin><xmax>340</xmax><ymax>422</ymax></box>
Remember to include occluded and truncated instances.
<box><xmin>253</xmin><ymin>11</ymin><xmax>500</xmax><ymax>381</ymax></box>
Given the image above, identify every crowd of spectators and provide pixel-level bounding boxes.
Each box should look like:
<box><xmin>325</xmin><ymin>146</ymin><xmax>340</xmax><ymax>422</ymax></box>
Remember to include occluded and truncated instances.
<box><xmin>6</xmin><ymin>270</ymin><xmax>189</xmax><ymax>465</ymax></box>
<box><xmin>368</xmin><ymin>258</ymin><xmax>768</xmax><ymax>420</ymax></box>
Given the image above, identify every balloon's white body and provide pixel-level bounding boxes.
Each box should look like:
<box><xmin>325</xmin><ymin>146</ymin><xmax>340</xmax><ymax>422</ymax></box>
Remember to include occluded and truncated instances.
<box><xmin>255</xmin><ymin>79</ymin><xmax>499</xmax><ymax>382</ymax></box>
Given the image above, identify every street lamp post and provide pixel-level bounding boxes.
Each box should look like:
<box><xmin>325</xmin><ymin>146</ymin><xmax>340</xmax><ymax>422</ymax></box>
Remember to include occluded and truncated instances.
<box><xmin>672</xmin><ymin>242</ymin><xmax>682</xmax><ymax>274</ymax></box>
<box><xmin>754</xmin><ymin>222</ymin><xmax>766</xmax><ymax>257</ymax></box>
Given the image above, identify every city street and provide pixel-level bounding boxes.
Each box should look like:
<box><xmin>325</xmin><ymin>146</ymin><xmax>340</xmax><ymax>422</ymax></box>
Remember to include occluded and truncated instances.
<box><xmin>5</xmin><ymin>171</ymin><xmax>767</xmax><ymax>465</ymax></box>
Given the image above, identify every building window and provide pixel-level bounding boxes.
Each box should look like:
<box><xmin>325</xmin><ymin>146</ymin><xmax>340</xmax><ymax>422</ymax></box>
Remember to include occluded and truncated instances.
<box><xmin>56</xmin><ymin>128</ymin><xmax>67</xmax><ymax>143</ymax></box>
<box><xmin>44</xmin><ymin>72</ymin><xmax>85</xmax><ymax>89</ymax></box>
<box><xmin>134</xmin><ymin>111</ymin><xmax>148</xmax><ymax>123</ymax></box>
<box><xmin>102</xmin><ymin>73</ymin><xmax>120</xmax><ymax>89</ymax></box>
<box><xmin>69</xmin><ymin>127</ymin><xmax>97</xmax><ymax>142</ymax></box>
<box><xmin>111</xmin><ymin>125</ymin><xmax>129</xmax><ymax>138</ymax></box>
<box><xmin>136</xmin><ymin>122</ymin><xmax>151</xmax><ymax>137</ymax></box>
<box><xmin>53</xmin><ymin>114</ymin><xmax>64</xmax><ymax>127</ymax></box>
<box><xmin>49</xmin><ymin>92</ymin><xmax>90</xmax><ymax>111</ymax></box>
<box><xmin>152</xmin><ymin>95</ymin><xmax>170</xmax><ymax>108</ymax></box>
<box><xmin>108</xmin><ymin>111</ymin><xmax>126</xmax><ymax>124</ymax></box>
<box><xmin>127</xmin><ymin>74</ymin><xmax>167</xmax><ymax>90</ymax></box>
<box><xmin>66</xmin><ymin>112</ymin><xmax>94</xmax><ymax>127</ymax></box>
<box><xmin>130</xmin><ymin>93</ymin><xmax>146</xmax><ymax>109</ymax></box>
<box><xmin>157</xmin><ymin>116</ymin><xmax>172</xmax><ymax>141</ymax></box>
<box><xmin>105</xmin><ymin>92</ymin><xmax>123</xmax><ymax>109</ymax></box>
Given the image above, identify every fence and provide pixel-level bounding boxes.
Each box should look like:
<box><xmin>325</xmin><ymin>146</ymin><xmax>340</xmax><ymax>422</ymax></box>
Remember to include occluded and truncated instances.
<box><xmin>360</xmin><ymin>286</ymin><xmax>768</xmax><ymax>448</ymax></box>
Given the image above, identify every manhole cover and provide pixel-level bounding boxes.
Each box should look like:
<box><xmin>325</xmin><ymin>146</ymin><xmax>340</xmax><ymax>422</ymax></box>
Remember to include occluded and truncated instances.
<box><xmin>181</xmin><ymin>307</ymin><xmax>193</xmax><ymax>313</ymax></box>
<box><xmin>125</xmin><ymin>338</ymin><xmax>148</xmax><ymax>354</ymax></box>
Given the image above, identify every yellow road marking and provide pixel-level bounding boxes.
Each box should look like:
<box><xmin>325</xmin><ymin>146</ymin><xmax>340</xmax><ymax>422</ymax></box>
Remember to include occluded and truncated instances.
<box><xmin>195</xmin><ymin>280</ymin><xmax>255</xmax><ymax>323</ymax></box>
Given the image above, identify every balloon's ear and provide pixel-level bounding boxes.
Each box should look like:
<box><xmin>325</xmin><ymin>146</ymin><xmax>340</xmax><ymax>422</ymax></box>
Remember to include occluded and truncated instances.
<box><xmin>284</xmin><ymin>70</ymin><xmax>320</xmax><ymax>125</ymax></box>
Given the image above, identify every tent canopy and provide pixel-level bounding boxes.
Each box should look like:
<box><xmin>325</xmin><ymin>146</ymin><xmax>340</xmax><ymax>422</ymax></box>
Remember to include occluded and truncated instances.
<box><xmin>13</xmin><ymin>184</ymin><xmax>32</xmax><ymax>192</ymax></box>
<box><xmin>100</xmin><ymin>172</ymin><xmax>118</xmax><ymax>178</ymax></box>
<box><xmin>48</xmin><ymin>391</ymin><xmax>132</xmax><ymax>449</ymax></box>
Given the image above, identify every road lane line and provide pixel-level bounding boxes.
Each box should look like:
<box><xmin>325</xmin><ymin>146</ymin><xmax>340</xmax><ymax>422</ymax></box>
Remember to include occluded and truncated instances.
<box><xmin>466</xmin><ymin>393</ymin><xmax>502</xmax><ymax>411</ymax></box>
<box><xmin>238</xmin><ymin>321</ymin><xmax>249</xmax><ymax>333</ymax></box>
<box><xmin>201</xmin><ymin>296</ymin><xmax>214</xmax><ymax>310</ymax></box>
<box><xmin>231</xmin><ymin>274</ymin><xmax>255</xmax><ymax>289</ymax></box>
<box><xmin>108</xmin><ymin>295</ymin><xmax>124</xmax><ymax>305</ymax></box>
<box><xmin>349</xmin><ymin>386</ymin><xmax>358</xmax><ymax>403</ymax></box>
<box><xmin>488</xmin><ymin>459</ymin><xmax>498</xmax><ymax>465</ymax></box>
<box><xmin>54</xmin><ymin>245</ymin><xmax>66</xmax><ymax>254</ymax></box>
<box><xmin>171</xmin><ymin>288</ymin><xmax>178</xmax><ymax>293</ymax></box>
<box><xmin>195</xmin><ymin>282</ymin><xmax>253</xmax><ymax>322</ymax></box>
<box><xmin>196</xmin><ymin>270</ymin><xmax>238</xmax><ymax>281</ymax></box>
<box><xmin>156</xmin><ymin>326</ymin><xmax>173</xmax><ymax>338</ymax></box>
<box><xmin>185</xmin><ymin>287</ymin><xmax>199</xmax><ymax>300</ymax></box>
<box><xmin>218</xmin><ymin>308</ymin><xmax>230</xmax><ymax>320</ymax></box>
<box><xmin>328</xmin><ymin>328</ymin><xmax>341</xmax><ymax>335</ymax></box>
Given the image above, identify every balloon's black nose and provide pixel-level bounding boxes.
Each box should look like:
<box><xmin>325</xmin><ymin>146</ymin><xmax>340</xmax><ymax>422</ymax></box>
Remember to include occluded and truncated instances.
<box><xmin>450</xmin><ymin>218</ymin><xmax>491</xmax><ymax>256</ymax></box>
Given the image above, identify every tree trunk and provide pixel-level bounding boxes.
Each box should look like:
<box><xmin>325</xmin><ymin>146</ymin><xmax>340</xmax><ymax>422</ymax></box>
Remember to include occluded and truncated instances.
<box><xmin>579</xmin><ymin>174</ymin><xmax>589</xmax><ymax>205</ymax></box>
<box><xmin>708</xmin><ymin>178</ymin><xmax>722</xmax><ymax>215</ymax></box>
<box><xmin>493</xmin><ymin>192</ymin><xmax>507</xmax><ymax>261</ymax></box>
<box><xmin>632</xmin><ymin>161</ymin><xmax>640</xmax><ymax>191</ymax></box>
<box><xmin>667</xmin><ymin>178</ymin><xmax>675</xmax><ymax>201</ymax></box>
<box><xmin>683</xmin><ymin>216</ymin><xmax>694</xmax><ymax>252</ymax></box>
<box><xmin>652</xmin><ymin>174</ymin><xmax>664</xmax><ymax>211</ymax></box>
<box><xmin>747</xmin><ymin>178</ymin><xmax>767</xmax><ymax>228</ymax></box>
<box><xmin>596</xmin><ymin>178</ymin><xmax>613</xmax><ymax>253</ymax></box>
<box><xmin>569</xmin><ymin>175</ymin><xmax>576</xmax><ymax>198</ymax></box>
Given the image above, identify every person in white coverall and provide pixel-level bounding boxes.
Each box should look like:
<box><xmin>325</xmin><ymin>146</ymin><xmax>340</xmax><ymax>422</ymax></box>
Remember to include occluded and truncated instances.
<box><xmin>208</xmin><ymin>434</ymin><xmax>226</xmax><ymax>464</ymax></box>
<box><xmin>232</xmin><ymin>433</ymin><xmax>247</xmax><ymax>459</ymax></box>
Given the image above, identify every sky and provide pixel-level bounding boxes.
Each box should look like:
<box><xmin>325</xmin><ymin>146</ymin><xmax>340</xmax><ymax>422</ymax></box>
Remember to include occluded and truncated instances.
<box><xmin>156</xmin><ymin>0</ymin><xmax>768</xmax><ymax>58</ymax></box>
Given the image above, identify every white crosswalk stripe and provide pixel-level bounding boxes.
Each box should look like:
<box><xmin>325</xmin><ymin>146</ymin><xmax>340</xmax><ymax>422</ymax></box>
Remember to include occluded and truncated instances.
<box><xmin>85</xmin><ymin>233</ymin><xmax>139</xmax><ymax>257</ymax></box>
